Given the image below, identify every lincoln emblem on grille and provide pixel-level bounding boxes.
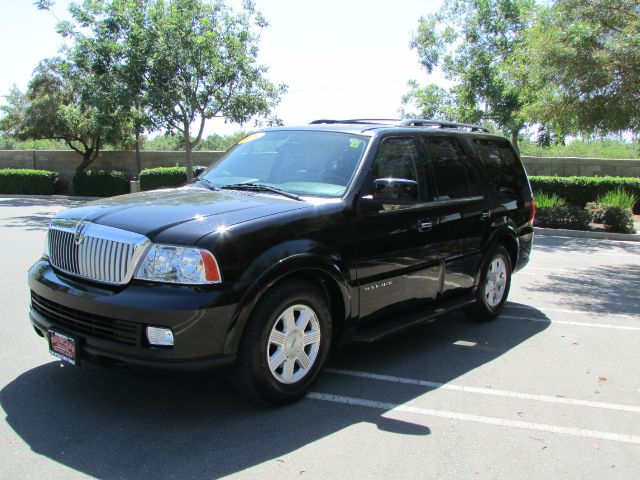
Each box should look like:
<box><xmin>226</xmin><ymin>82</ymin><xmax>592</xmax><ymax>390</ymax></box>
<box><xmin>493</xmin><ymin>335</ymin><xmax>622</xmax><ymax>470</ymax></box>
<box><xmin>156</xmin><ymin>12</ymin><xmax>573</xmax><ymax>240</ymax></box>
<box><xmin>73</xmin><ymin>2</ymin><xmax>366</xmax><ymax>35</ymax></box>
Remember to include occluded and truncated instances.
<box><xmin>73</xmin><ymin>220</ymin><xmax>86</xmax><ymax>245</ymax></box>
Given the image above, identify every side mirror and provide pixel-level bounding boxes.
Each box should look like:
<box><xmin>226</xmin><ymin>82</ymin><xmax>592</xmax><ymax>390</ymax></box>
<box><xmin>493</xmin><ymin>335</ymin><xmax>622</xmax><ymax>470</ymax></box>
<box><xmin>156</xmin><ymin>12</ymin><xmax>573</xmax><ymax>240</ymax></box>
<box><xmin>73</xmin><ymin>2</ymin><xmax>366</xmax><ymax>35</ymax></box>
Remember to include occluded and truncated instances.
<box><xmin>360</xmin><ymin>178</ymin><xmax>419</xmax><ymax>212</ymax></box>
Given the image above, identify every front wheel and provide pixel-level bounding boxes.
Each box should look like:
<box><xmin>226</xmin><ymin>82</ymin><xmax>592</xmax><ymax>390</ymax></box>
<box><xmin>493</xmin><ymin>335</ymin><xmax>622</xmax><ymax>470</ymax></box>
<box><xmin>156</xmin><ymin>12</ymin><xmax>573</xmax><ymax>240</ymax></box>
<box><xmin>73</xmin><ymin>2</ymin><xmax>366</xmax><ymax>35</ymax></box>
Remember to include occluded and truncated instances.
<box><xmin>232</xmin><ymin>280</ymin><xmax>332</xmax><ymax>405</ymax></box>
<box><xmin>465</xmin><ymin>244</ymin><xmax>512</xmax><ymax>321</ymax></box>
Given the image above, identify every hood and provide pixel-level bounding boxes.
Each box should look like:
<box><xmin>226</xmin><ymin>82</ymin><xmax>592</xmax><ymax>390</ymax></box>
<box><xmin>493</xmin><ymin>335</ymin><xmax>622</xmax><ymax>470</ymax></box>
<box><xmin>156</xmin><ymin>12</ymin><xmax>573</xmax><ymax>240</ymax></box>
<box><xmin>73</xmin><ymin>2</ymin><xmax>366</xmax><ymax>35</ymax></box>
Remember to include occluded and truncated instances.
<box><xmin>54</xmin><ymin>186</ymin><xmax>311</xmax><ymax>243</ymax></box>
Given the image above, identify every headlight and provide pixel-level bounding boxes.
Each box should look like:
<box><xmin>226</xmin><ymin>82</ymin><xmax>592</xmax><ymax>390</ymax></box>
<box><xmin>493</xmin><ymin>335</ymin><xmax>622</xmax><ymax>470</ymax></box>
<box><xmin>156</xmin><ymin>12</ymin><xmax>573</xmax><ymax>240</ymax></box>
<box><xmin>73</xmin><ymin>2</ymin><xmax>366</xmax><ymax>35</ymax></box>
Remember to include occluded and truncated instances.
<box><xmin>43</xmin><ymin>231</ymin><xmax>50</xmax><ymax>259</ymax></box>
<box><xmin>134</xmin><ymin>244</ymin><xmax>222</xmax><ymax>284</ymax></box>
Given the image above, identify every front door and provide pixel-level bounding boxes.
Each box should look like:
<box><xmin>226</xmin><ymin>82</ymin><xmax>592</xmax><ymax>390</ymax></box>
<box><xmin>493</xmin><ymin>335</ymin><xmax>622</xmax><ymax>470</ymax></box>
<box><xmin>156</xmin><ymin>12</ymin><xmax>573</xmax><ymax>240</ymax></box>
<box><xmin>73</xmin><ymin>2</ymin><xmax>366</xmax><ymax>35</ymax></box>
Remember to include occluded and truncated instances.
<box><xmin>353</xmin><ymin>136</ymin><xmax>442</xmax><ymax>322</ymax></box>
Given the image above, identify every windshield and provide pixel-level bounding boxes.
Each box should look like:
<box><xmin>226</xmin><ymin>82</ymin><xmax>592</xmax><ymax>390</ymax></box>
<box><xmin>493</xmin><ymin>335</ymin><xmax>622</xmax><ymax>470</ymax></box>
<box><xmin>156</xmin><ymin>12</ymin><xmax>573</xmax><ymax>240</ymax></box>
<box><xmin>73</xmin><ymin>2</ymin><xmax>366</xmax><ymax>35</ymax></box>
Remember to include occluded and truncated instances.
<box><xmin>199</xmin><ymin>130</ymin><xmax>369</xmax><ymax>197</ymax></box>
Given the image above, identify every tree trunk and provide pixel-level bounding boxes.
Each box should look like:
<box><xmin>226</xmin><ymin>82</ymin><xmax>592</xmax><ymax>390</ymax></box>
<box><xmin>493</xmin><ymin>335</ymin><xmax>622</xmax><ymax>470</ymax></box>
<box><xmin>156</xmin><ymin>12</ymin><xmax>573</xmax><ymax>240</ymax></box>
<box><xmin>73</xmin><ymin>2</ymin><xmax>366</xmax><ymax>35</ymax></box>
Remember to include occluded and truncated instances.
<box><xmin>135</xmin><ymin>128</ymin><xmax>142</xmax><ymax>178</ymax></box>
<box><xmin>511</xmin><ymin>130</ymin><xmax>520</xmax><ymax>154</ymax></box>
<box><xmin>76</xmin><ymin>149</ymin><xmax>95</xmax><ymax>173</ymax></box>
<box><xmin>184</xmin><ymin>129</ymin><xmax>193</xmax><ymax>183</ymax></box>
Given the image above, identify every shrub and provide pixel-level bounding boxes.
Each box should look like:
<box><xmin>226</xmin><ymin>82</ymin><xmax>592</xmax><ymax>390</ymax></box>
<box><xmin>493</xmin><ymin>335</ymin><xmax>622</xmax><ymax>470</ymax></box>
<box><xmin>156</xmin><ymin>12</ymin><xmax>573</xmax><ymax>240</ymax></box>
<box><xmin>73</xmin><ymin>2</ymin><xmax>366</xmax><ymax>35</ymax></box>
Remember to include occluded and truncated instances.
<box><xmin>601</xmin><ymin>206</ymin><xmax>635</xmax><ymax>234</ymax></box>
<box><xmin>584</xmin><ymin>202</ymin><xmax>606</xmax><ymax>223</ymax></box>
<box><xmin>529</xmin><ymin>176</ymin><xmax>640</xmax><ymax>213</ymax></box>
<box><xmin>535</xmin><ymin>205</ymin><xmax>591</xmax><ymax>230</ymax></box>
<box><xmin>72</xmin><ymin>170</ymin><xmax>129</xmax><ymax>197</ymax></box>
<box><xmin>139</xmin><ymin>166</ymin><xmax>206</xmax><ymax>191</ymax></box>
<box><xmin>0</xmin><ymin>168</ymin><xmax>58</xmax><ymax>194</ymax></box>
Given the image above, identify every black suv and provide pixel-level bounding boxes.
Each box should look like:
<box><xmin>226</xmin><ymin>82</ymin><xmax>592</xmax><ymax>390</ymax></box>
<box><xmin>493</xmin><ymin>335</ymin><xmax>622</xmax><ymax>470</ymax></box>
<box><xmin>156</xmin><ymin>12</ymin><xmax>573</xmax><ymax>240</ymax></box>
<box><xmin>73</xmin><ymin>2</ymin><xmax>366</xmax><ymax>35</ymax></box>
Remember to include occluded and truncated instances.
<box><xmin>28</xmin><ymin>119</ymin><xmax>535</xmax><ymax>404</ymax></box>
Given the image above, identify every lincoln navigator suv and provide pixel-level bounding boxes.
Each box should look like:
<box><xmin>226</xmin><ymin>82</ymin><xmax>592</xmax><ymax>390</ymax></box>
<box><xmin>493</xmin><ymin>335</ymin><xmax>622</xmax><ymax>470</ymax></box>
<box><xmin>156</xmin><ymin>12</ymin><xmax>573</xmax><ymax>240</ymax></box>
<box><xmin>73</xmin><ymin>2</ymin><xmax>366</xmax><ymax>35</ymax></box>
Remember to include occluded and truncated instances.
<box><xmin>28</xmin><ymin>119</ymin><xmax>535</xmax><ymax>404</ymax></box>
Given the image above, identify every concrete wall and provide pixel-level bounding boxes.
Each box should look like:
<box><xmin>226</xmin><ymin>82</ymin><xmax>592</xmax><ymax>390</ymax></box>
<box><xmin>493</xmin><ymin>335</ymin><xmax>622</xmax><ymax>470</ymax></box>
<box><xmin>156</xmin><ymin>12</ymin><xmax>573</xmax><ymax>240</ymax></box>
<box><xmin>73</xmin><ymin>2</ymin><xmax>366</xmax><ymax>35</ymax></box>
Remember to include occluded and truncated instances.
<box><xmin>1</xmin><ymin>150</ymin><xmax>639</xmax><ymax>193</ymax></box>
<box><xmin>521</xmin><ymin>156</ymin><xmax>640</xmax><ymax>178</ymax></box>
<box><xmin>0</xmin><ymin>150</ymin><xmax>224</xmax><ymax>192</ymax></box>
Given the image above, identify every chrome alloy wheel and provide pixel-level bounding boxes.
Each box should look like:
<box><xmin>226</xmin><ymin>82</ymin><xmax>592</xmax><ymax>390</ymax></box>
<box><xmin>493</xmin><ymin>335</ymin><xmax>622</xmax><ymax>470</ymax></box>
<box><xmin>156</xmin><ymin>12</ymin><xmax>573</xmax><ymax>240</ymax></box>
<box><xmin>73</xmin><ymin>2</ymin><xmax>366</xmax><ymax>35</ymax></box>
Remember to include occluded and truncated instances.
<box><xmin>266</xmin><ymin>304</ymin><xmax>321</xmax><ymax>384</ymax></box>
<box><xmin>484</xmin><ymin>256</ymin><xmax>508</xmax><ymax>308</ymax></box>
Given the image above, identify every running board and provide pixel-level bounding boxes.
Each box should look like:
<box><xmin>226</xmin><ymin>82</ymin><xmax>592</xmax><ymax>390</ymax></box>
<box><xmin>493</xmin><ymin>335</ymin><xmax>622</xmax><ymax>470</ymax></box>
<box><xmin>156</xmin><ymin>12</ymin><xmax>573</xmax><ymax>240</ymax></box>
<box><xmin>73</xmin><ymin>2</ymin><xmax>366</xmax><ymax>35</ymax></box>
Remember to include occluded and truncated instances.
<box><xmin>350</xmin><ymin>295</ymin><xmax>476</xmax><ymax>344</ymax></box>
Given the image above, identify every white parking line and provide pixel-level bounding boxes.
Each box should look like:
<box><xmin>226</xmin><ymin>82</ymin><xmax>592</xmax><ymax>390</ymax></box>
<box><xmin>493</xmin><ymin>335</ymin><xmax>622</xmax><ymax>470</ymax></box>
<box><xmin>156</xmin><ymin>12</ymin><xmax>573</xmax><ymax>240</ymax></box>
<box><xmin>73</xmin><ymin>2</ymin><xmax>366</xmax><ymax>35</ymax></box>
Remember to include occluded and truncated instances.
<box><xmin>505</xmin><ymin>305</ymin><xmax>639</xmax><ymax>320</ymax></box>
<box><xmin>307</xmin><ymin>392</ymin><xmax>640</xmax><ymax>445</ymax></box>
<box><xmin>500</xmin><ymin>315</ymin><xmax>640</xmax><ymax>331</ymax></box>
<box><xmin>325</xmin><ymin>368</ymin><xmax>640</xmax><ymax>413</ymax></box>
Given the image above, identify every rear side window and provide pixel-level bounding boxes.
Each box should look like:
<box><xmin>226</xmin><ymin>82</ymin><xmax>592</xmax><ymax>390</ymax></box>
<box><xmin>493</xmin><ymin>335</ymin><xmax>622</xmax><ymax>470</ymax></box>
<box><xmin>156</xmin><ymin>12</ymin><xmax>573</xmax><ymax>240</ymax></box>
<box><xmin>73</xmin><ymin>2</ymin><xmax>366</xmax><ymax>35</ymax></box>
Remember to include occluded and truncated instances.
<box><xmin>421</xmin><ymin>136</ymin><xmax>481</xmax><ymax>200</ymax></box>
<box><xmin>472</xmin><ymin>139</ymin><xmax>527</xmax><ymax>195</ymax></box>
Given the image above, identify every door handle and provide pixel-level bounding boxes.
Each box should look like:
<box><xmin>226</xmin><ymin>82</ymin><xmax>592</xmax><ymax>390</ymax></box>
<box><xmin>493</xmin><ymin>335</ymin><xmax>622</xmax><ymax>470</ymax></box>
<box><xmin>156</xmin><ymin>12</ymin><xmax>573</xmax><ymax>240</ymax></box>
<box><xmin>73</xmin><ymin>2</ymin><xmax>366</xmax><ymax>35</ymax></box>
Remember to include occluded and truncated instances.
<box><xmin>418</xmin><ymin>219</ymin><xmax>433</xmax><ymax>232</ymax></box>
<box><xmin>481</xmin><ymin>209</ymin><xmax>492</xmax><ymax>220</ymax></box>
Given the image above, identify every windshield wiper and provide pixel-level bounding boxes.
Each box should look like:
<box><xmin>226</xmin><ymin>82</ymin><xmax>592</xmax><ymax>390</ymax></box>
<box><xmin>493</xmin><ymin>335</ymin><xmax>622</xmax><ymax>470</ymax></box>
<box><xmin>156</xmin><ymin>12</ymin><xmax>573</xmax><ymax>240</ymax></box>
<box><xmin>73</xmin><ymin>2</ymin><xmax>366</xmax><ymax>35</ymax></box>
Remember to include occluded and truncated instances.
<box><xmin>221</xmin><ymin>183</ymin><xmax>303</xmax><ymax>201</ymax></box>
<box><xmin>195</xmin><ymin>178</ymin><xmax>220</xmax><ymax>191</ymax></box>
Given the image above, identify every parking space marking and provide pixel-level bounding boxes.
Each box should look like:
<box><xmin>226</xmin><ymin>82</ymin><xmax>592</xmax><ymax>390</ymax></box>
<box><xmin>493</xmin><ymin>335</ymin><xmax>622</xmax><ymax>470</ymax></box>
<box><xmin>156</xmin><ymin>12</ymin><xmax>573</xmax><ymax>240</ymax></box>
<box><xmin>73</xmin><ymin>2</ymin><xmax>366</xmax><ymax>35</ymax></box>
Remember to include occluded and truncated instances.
<box><xmin>325</xmin><ymin>368</ymin><xmax>640</xmax><ymax>413</ymax></box>
<box><xmin>307</xmin><ymin>392</ymin><xmax>640</xmax><ymax>445</ymax></box>
<box><xmin>500</xmin><ymin>315</ymin><xmax>640</xmax><ymax>331</ymax></box>
<box><xmin>505</xmin><ymin>304</ymin><xmax>639</xmax><ymax>320</ymax></box>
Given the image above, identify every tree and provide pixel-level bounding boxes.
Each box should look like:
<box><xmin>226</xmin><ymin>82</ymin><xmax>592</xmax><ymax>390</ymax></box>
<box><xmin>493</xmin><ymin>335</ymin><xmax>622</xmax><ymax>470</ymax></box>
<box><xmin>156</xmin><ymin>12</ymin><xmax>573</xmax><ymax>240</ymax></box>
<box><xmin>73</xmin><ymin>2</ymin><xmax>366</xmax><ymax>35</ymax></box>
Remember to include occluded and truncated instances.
<box><xmin>0</xmin><ymin>58</ymin><xmax>131</xmax><ymax>171</ymax></box>
<box><xmin>405</xmin><ymin>0</ymin><xmax>535</xmax><ymax>150</ymax></box>
<box><xmin>519</xmin><ymin>0</ymin><xmax>640</xmax><ymax>138</ymax></box>
<box><xmin>145</xmin><ymin>0</ymin><xmax>285</xmax><ymax>182</ymax></box>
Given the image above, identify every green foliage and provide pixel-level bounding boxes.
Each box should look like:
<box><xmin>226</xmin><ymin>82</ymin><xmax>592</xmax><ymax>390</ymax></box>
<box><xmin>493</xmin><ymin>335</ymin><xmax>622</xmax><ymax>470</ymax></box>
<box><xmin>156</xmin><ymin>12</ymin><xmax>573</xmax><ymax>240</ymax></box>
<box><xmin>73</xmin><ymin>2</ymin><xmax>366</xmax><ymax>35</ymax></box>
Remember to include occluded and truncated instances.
<box><xmin>534</xmin><ymin>191</ymin><xmax>565</xmax><ymax>209</ymax></box>
<box><xmin>144</xmin><ymin>132</ymin><xmax>246</xmax><ymax>151</ymax></box>
<box><xmin>0</xmin><ymin>135</ymin><xmax>70</xmax><ymax>150</ymax></box>
<box><xmin>535</xmin><ymin>205</ymin><xmax>590</xmax><ymax>230</ymax></box>
<box><xmin>0</xmin><ymin>169</ymin><xmax>58</xmax><ymax>194</ymax></box>
<box><xmin>519</xmin><ymin>0</ymin><xmax>640</xmax><ymax>136</ymax></box>
<box><xmin>139</xmin><ymin>166</ymin><xmax>189</xmax><ymax>191</ymax></box>
<box><xmin>529</xmin><ymin>176</ymin><xmax>640</xmax><ymax>213</ymax></box>
<box><xmin>520</xmin><ymin>139</ymin><xmax>640</xmax><ymax>159</ymax></box>
<box><xmin>596</xmin><ymin>188</ymin><xmax>639</xmax><ymax>211</ymax></box>
<box><xmin>405</xmin><ymin>0</ymin><xmax>536</xmax><ymax>148</ymax></box>
<box><xmin>72</xmin><ymin>170</ymin><xmax>129</xmax><ymax>197</ymax></box>
<box><xmin>0</xmin><ymin>57</ymin><xmax>132</xmax><ymax>171</ymax></box>
<box><xmin>601</xmin><ymin>206</ymin><xmax>636</xmax><ymax>234</ymax></box>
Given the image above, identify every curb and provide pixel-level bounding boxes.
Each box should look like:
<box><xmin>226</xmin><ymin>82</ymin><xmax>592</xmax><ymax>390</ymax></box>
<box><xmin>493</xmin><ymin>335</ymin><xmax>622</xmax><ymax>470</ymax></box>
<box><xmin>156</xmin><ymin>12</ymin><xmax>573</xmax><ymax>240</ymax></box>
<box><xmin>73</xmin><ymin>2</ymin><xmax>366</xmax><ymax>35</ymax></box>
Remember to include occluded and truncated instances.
<box><xmin>534</xmin><ymin>227</ymin><xmax>640</xmax><ymax>242</ymax></box>
<box><xmin>0</xmin><ymin>194</ymin><xmax>99</xmax><ymax>201</ymax></box>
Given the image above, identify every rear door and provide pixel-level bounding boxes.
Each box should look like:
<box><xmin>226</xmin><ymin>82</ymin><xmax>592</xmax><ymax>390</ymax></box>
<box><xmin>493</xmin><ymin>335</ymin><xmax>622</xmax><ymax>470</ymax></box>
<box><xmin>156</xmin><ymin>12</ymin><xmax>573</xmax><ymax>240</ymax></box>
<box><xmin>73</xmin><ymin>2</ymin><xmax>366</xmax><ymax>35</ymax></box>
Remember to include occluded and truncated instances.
<box><xmin>420</xmin><ymin>135</ymin><xmax>494</xmax><ymax>295</ymax></box>
<box><xmin>353</xmin><ymin>136</ymin><xmax>442</xmax><ymax>321</ymax></box>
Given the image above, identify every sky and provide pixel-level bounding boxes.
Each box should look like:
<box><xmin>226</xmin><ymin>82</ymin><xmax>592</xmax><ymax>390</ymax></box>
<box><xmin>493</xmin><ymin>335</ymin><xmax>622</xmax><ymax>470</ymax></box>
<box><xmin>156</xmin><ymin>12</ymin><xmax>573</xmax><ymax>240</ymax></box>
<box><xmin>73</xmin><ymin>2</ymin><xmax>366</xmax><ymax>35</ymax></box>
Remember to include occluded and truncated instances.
<box><xmin>0</xmin><ymin>0</ymin><xmax>445</xmax><ymax>136</ymax></box>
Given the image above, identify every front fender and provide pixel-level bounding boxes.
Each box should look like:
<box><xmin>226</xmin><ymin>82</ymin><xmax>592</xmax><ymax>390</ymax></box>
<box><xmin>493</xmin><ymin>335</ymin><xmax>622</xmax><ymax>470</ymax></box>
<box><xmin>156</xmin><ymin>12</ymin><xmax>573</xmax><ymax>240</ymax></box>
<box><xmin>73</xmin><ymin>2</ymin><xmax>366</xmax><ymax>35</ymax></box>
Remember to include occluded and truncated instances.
<box><xmin>222</xmin><ymin>241</ymin><xmax>354</xmax><ymax>354</ymax></box>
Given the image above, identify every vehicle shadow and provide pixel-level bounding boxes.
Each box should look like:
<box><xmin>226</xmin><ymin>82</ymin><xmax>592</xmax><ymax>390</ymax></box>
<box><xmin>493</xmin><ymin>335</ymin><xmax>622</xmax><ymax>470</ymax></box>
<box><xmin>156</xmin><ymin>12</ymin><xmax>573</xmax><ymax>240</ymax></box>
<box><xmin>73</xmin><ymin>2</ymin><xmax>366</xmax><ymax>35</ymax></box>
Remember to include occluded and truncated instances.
<box><xmin>524</xmin><ymin>263</ymin><xmax>640</xmax><ymax>316</ymax></box>
<box><xmin>1</xmin><ymin>306</ymin><xmax>548</xmax><ymax>479</ymax></box>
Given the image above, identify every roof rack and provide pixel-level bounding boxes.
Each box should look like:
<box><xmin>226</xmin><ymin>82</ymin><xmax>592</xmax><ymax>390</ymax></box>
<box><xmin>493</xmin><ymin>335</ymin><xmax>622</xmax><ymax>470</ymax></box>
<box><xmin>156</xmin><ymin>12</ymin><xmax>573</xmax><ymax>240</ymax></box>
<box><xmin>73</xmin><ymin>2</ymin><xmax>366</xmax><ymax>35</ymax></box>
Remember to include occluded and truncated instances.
<box><xmin>309</xmin><ymin>118</ymin><xmax>489</xmax><ymax>133</ymax></box>
<box><xmin>399</xmin><ymin>119</ymin><xmax>489</xmax><ymax>133</ymax></box>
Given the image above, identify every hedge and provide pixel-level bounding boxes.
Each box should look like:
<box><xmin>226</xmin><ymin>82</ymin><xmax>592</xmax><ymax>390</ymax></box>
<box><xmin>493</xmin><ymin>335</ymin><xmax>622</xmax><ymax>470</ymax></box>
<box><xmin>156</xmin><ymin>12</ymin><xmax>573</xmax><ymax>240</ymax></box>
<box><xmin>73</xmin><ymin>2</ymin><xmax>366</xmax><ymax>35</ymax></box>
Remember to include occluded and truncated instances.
<box><xmin>139</xmin><ymin>166</ymin><xmax>206</xmax><ymax>191</ymax></box>
<box><xmin>530</xmin><ymin>176</ymin><xmax>640</xmax><ymax>213</ymax></box>
<box><xmin>0</xmin><ymin>168</ymin><xmax>58</xmax><ymax>195</ymax></box>
<box><xmin>72</xmin><ymin>170</ymin><xmax>129</xmax><ymax>197</ymax></box>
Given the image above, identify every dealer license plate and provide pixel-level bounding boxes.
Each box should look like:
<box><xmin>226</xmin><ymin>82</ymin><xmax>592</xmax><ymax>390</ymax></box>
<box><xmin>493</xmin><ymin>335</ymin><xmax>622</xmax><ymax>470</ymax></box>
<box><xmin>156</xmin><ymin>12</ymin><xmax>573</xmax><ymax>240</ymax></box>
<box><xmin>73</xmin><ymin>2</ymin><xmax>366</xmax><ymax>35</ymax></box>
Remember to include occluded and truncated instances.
<box><xmin>48</xmin><ymin>330</ymin><xmax>79</xmax><ymax>366</ymax></box>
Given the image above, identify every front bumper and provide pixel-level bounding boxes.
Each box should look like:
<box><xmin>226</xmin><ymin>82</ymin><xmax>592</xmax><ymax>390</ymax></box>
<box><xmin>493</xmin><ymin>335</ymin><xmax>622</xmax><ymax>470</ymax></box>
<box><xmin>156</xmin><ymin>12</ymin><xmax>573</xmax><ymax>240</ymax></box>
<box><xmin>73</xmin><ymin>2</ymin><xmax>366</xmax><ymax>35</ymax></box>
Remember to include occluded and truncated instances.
<box><xmin>28</xmin><ymin>259</ymin><xmax>239</xmax><ymax>371</ymax></box>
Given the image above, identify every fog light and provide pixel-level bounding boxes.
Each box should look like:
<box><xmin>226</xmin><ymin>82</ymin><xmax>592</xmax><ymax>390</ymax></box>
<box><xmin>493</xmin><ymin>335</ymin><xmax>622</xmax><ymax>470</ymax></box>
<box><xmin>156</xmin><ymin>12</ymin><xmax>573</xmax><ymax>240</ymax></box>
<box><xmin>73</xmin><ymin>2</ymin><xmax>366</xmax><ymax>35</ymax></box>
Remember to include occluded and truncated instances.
<box><xmin>146</xmin><ymin>326</ymin><xmax>174</xmax><ymax>346</ymax></box>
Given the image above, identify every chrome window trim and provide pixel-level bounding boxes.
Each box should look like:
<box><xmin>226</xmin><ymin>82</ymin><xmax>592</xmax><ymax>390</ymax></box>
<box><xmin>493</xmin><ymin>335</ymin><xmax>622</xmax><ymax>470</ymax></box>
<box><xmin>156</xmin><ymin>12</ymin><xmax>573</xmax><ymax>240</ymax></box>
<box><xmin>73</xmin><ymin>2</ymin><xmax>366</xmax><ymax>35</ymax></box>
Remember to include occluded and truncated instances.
<box><xmin>375</xmin><ymin>195</ymin><xmax>485</xmax><ymax>214</ymax></box>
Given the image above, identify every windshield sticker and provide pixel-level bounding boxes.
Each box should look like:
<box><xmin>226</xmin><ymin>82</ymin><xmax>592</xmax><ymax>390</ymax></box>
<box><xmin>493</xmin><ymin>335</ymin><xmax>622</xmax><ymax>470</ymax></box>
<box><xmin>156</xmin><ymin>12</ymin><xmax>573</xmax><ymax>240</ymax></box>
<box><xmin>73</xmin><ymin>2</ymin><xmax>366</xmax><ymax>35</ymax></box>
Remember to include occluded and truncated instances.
<box><xmin>349</xmin><ymin>139</ymin><xmax>363</xmax><ymax>149</ymax></box>
<box><xmin>238</xmin><ymin>132</ymin><xmax>266</xmax><ymax>144</ymax></box>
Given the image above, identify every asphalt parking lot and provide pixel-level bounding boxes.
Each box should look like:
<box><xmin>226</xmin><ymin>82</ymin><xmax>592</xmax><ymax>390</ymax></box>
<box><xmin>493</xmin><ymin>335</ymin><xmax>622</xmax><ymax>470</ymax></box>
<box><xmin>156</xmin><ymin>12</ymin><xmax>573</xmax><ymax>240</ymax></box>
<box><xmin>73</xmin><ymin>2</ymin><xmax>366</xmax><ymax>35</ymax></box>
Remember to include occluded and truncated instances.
<box><xmin>1</xmin><ymin>197</ymin><xmax>639</xmax><ymax>479</ymax></box>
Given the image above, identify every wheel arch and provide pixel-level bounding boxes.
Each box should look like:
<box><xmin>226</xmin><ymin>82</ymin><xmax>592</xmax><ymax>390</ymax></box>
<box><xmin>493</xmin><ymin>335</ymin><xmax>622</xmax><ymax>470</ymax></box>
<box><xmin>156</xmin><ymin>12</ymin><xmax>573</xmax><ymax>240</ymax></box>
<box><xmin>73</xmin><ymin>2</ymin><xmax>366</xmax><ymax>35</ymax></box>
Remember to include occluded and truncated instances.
<box><xmin>223</xmin><ymin>253</ymin><xmax>353</xmax><ymax>355</ymax></box>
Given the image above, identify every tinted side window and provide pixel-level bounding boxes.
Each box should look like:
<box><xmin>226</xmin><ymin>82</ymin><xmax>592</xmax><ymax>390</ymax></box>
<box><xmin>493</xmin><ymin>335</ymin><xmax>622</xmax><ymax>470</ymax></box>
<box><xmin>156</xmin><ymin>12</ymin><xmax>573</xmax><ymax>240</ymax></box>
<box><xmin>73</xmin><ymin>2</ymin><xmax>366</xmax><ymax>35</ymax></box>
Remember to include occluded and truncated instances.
<box><xmin>422</xmin><ymin>136</ymin><xmax>479</xmax><ymax>200</ymax></box>
<box><xmin>371</xmin><ymin>137</ymin><xmax>420</xmax><ymax>181</ymax></box>
<box><xmin>472</xmin><ymin>139</ymin><xmax>527</xmax><ymax>194</ymax></box>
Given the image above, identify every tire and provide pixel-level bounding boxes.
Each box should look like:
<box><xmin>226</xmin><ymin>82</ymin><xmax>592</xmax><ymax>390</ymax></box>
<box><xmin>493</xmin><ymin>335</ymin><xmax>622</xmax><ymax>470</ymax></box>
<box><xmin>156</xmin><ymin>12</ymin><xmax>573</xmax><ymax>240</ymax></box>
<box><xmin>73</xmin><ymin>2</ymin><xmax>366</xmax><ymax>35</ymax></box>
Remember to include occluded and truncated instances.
<box><xmin>232</xmin><ymin>280</ymin><xmax>332</xmax><ymax>405</ymax></box>
<box><xmin>465</xmin><ymin>244</ymin><xmax>512</xmax><ymax>322</ymax></box>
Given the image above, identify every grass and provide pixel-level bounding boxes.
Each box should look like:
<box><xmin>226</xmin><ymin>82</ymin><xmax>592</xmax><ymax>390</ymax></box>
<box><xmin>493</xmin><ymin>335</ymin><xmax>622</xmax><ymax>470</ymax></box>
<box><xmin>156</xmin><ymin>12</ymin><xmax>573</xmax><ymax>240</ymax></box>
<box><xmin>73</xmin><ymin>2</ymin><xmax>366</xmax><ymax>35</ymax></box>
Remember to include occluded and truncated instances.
<box><xmin>595</xmin><ymin>188</ymin><xmax>639</xmax><ymax>210</ymax></box>
<box><xmin>534</xmin><ymin>191</ymin><xmax>566</xmax><ymax>209</ymax></box>
<box><xmin>520</xmin><ymin>139</ymin><xmax>639</xmax><ymax>159</ymax></box>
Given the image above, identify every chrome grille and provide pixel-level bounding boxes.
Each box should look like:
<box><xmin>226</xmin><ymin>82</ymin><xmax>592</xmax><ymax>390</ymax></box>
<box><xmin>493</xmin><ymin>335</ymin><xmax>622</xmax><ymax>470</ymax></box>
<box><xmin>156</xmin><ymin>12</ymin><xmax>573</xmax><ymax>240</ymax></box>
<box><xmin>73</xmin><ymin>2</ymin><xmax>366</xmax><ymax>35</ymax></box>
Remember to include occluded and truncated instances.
<box><xmin>48</xmin><ymin>218</ymin><xmax>150</xmax><ymax>285</ymax></box>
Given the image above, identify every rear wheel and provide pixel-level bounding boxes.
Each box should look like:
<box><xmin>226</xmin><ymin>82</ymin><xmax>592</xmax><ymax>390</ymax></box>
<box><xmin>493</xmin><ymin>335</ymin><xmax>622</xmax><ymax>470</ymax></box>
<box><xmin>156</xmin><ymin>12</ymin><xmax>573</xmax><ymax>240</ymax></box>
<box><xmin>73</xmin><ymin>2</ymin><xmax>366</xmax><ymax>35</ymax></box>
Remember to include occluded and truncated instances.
<box><xmin>465</xmin><ymin>244</ymin><xmax>512</xmax><ymax>321</ymax></box>
<box><xmin>233</xmin><ymin>280</ymin><xmax>332</xmax><ymax>405</ymax></box>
